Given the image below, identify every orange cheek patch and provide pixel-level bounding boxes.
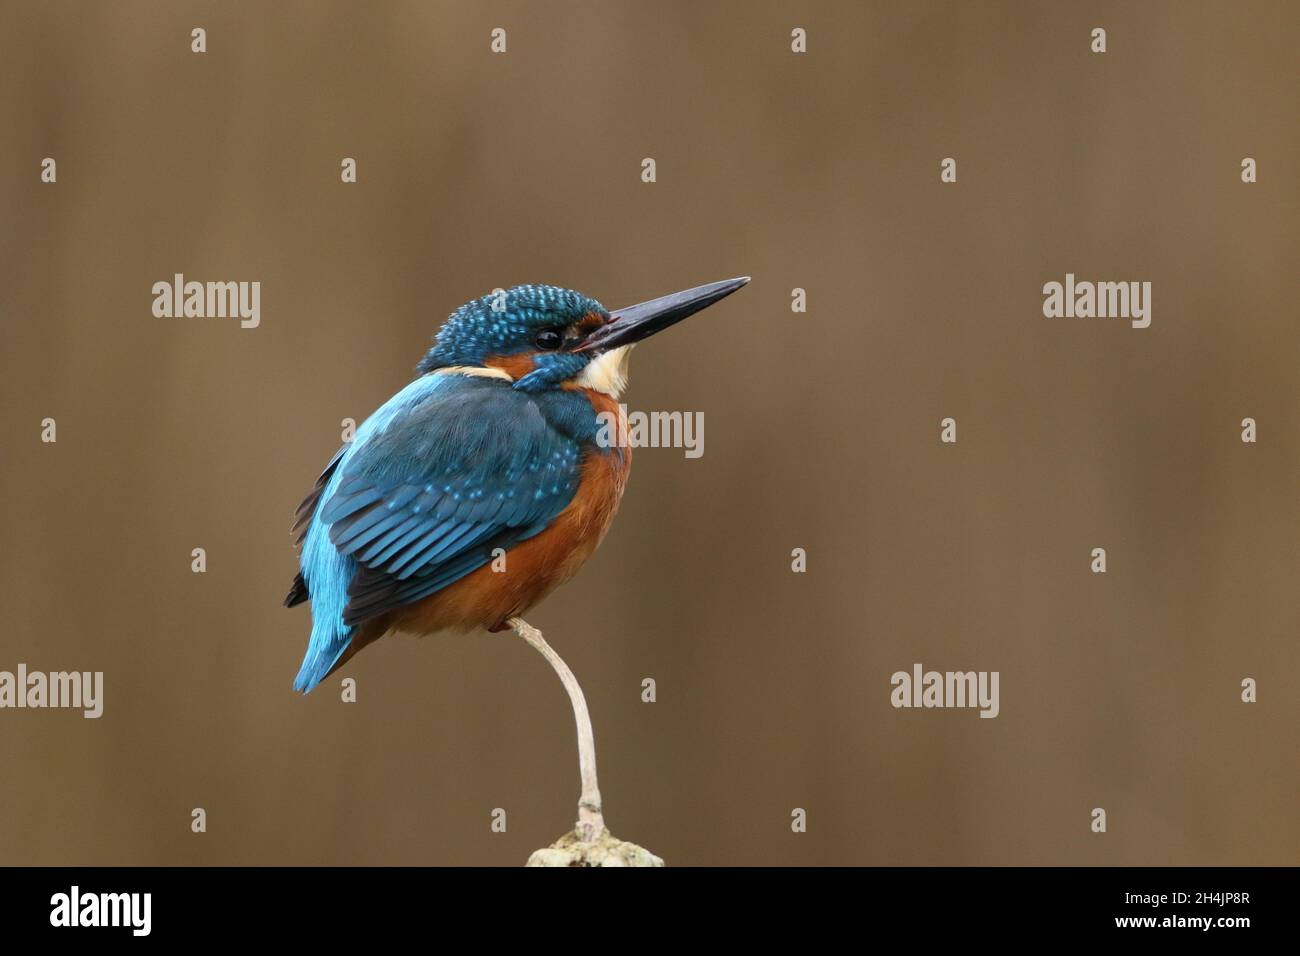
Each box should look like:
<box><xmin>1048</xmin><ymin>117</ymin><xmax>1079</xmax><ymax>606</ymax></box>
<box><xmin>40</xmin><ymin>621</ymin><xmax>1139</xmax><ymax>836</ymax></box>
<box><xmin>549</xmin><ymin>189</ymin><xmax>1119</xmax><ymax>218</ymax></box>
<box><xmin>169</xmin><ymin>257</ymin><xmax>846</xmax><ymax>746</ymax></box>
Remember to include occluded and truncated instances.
<box><xmin>576</xmin><ymin>312</ymin><xmax>607</xmax><ymax>335</ymax></box>
<box><xmin>483</xmin><ymin>353</ymin><xmax>537</xmax><ymax>381</ymax></box>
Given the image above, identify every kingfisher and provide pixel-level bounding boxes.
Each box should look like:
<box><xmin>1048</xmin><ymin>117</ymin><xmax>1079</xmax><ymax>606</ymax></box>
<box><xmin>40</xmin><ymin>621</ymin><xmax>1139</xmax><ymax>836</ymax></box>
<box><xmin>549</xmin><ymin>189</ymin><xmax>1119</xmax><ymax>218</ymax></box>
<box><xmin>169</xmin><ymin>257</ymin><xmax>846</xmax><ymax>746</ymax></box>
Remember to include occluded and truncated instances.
<box><xmin>286</xmin><ymin>277</ymin><xmax>749</xmax><ymax>692</ymax></box>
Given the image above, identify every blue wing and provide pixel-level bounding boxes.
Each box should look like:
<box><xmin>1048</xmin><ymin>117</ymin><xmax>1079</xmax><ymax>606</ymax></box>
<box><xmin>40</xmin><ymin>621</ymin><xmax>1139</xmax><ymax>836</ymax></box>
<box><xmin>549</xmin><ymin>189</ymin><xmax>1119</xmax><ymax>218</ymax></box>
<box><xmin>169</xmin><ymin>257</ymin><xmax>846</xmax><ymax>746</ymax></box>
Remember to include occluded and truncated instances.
<box><xmin>289</xmin><ymin>373</ymin><xmax>583</xmax><ymax>692</ymax></box>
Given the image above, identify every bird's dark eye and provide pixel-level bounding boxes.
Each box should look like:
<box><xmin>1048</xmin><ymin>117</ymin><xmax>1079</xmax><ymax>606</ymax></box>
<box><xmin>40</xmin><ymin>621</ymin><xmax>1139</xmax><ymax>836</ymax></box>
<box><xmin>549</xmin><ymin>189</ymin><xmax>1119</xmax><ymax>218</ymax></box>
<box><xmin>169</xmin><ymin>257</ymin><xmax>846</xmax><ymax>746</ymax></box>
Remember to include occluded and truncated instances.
<box><xmin>534</xmin><ymin>328</ymin><xmax>564</xmax><ymax>351</ymax></box>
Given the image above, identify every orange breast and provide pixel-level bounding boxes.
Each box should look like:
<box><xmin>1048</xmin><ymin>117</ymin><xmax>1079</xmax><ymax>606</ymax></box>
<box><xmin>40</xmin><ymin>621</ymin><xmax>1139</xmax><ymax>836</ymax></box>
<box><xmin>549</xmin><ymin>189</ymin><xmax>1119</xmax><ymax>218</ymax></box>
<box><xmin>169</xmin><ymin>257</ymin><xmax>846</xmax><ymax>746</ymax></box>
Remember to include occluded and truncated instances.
<box><xmin>390</xmin><ymin>388</ymin><xmax>632</xmax><ymax>635</ymax></box>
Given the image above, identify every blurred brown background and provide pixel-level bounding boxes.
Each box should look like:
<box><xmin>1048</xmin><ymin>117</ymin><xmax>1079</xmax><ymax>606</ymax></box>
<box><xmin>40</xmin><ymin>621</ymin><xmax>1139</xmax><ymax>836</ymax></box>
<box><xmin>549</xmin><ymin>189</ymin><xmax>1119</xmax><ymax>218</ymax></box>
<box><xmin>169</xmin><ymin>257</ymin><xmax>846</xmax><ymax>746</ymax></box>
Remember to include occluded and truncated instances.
<box><xmin>0</xmin><ymin>1</ymin><xmax>1295</xmax><ymax>866</ymax></box>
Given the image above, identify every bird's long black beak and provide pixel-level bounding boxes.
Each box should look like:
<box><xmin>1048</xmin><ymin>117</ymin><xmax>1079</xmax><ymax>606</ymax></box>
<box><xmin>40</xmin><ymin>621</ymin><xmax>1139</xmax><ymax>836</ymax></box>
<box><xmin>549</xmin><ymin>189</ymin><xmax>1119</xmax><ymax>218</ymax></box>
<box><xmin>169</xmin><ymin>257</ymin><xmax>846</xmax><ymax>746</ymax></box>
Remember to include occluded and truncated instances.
<box><xmin>578</xmin><ymin>276</ymin><xmax>750</xmax><ymax>353</ymax></box>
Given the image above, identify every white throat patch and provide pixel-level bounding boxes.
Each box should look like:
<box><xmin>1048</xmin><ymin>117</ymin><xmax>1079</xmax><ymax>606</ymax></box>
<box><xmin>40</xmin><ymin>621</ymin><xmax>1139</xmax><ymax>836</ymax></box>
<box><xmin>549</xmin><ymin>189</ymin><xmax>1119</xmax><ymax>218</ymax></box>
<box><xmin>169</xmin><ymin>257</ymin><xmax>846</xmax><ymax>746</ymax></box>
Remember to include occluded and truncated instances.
<box><xmin>574</xmin><ymin>345</ymin><xmax>633</xmax><ymax>398</ymax></box>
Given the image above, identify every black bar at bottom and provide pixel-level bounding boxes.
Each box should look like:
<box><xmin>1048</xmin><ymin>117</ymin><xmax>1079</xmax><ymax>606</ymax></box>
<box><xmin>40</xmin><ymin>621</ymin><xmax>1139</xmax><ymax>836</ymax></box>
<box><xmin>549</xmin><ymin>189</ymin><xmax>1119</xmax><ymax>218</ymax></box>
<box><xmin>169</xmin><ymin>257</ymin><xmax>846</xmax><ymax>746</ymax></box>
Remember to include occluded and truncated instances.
<box><xmin>0</xmin><ymin>866</ymin><xmax>1284</xmax><ymax>941</ymax></box>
